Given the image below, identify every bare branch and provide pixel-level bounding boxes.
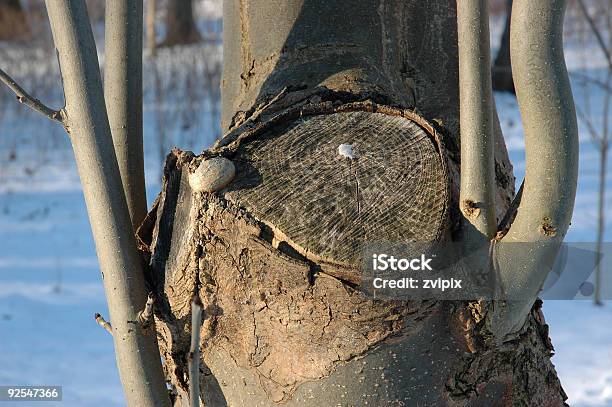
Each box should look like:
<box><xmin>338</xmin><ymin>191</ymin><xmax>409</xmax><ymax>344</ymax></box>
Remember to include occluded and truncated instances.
<box><xmin>576</xmin><ymin>0</ymin><xmax>612</xmax><ymax>70</ymax></box>
<box><xmin>137</xmin><ymin>292</ymin><xmax>155</xmax><ymax>327</ymax></box>
<box><xmin>95</xmin><ymin>313</ymin><xmax>113</xmax><ymax>335</ymax></box>
<box><xmin>602</xmin><ymin>70</ymin><xmax>612</xmax><ymax>142</ymax></box>
<box><xmin>189</xmin><ymin>296</ymin><xmax>203</xmax><ymax>407</ymax></box>
<box><xmin>0</xmin><ymin>68</ymin><xmax>63</xmax><ymax>123</ymax></box>
<box><xmin>595</xmin><ymin>72</ymin><xmax>612</xmax><ymax>305</ymax></box>
<box><xmin>576</xmin><ymin>104</ymin><xmax>602</xmax><ymax>143</ymax></box>
<box><xmin>571</xmin><ymin>71</ymin><xmax>612</xmax><ymax>93</ymax></box>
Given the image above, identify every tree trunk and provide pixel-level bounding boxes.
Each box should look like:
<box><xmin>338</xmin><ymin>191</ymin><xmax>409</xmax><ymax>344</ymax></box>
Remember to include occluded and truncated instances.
<box><xmin>161</xmin><ymin>0</ymin><xmax>201</xmax><ymax>46</ymax></box>
<box><xmin>0</xmin><ymin>0</ymin><xmax>30</xmax><ymax>40</ymax></box>
<box><xmin>143</xmin><ymin>1</ymin><xmax>567</xmax><ymax>405</ymax></box>
<box><xmin>492</xmin><ymin>0</ymin><xmax>515</xmax><ymax>93</ymax></box>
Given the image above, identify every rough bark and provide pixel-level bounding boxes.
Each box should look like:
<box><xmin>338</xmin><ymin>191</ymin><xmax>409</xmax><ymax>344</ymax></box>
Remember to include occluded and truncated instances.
<box><xmin>161</xmin><ymin>0</ymin><xmax>201</xmax><ymax>46</ymax></box>
<box><xmin>143</xmin><ymin>1</ymin><xmax>568</xmax><ymax>405</ymax></box>
<box><xmin>144</xmin><ymin>146</ymin><xmax>563</xmax><ymax>406</ymax></box>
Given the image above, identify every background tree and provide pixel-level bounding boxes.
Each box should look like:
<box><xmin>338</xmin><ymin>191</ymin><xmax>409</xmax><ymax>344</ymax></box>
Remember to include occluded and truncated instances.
<box><xmin>146</xmin><ymin>0</ymin><xmax>157</xmax><ymax>56</ymax></box>
<box><xmin>161</xmin><ymin>0</ymin><xmax>201</xmax><ymax>46</ymax></box>
<box><xmin>0</xmin><ymin>0</ymin><xmax>30</xmax><ymax>41</ymax></box>
<box><xmin>572</xmin><ymin>0</ymin><xmax>611</xmax><ymax>305</ymax></box>
<box><xmin>492</xmin><ymin>0</ymin><xmax>515</xmax><ymax>93</ymax></box>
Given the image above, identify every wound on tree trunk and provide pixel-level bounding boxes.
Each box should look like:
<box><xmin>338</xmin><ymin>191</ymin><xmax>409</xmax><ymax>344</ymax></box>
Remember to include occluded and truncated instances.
<box><xmin>140</xmin><ymin>0</ymin><xmax>570</xmax><ymax>405</ymax></box>
<box><xmin>143</xmin><ymin>106</ymin><xmax>565</xmax><ymax>405</ymax></box>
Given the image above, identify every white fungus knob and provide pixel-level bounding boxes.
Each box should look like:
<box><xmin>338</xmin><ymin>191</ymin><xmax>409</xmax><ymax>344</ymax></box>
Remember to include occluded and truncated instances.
<box><xmin>338</xmin><ymin>143</ymin><xmax>355</xmax><ymax>159</ymax></box>
<box><xmin>188</xmin><ymin>156</ymin><xmax>236</xmax><ymax>193</ymax></box>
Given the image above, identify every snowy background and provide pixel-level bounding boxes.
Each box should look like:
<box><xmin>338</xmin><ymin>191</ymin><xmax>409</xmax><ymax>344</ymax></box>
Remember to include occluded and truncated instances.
<box><xmin>0</xmin><ymin>4</ymin><xmax>611</xmax><ymax>407</ymax></box>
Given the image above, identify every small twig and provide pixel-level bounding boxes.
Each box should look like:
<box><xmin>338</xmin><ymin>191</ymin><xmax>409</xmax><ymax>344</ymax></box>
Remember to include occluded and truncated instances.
<box><xmin>571</xmin><ymin>72</ymin><xmax>612</xmax><ymax>93</ymax></box>
<box><xmin>576</xmin><ymin>104</ymin><xmax>603</xmax><ymax>143</ymax></box>
<box><xmin>94</xmin><ymin>313</ymin><xmax>113</xmax><ymax>335</ymax></box>
<box><xmin>0</xmin><ymin>68</ymin><xmax>63</xmax><ymax>123</ymax></box>
<box><xmin>188</xmin><ymin>296</ymin><xmax>203</xmax><ymax>407</ymax></box>
<box><xmin>137</xmin><ymin>292</ymin><xmax>155</xmax><ymax>327</ymax></box>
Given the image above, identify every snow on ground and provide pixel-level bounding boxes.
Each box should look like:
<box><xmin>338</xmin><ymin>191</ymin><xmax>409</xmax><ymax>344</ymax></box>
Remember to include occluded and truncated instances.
<box><xmin>0</xmin><ymin>162</ymin><xmax>123</xmax><ymax>407</ymax></box>
<box><xmin>1</xmin><ymin>16</ymin><xmax>612</xmax><ymax>407</ymax></box>
<box><xmin>547</xmin><ymin>301</ymin><xmax>612</xmax><ymax>406</ymax></box>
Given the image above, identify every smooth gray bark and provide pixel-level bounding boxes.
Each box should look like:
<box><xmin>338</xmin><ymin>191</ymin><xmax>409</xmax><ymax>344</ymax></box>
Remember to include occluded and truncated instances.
<box><xmin>105</xmin><ymin>0</ymin><xmax>148</xmax><ymax>230</ymax></box>
<box><xmin>457</xmin><ymin>0</ymin><xmax>497</xmax><ymax>245</ymax></box>
<box><xmin>221</xmin><ymin>0</ymin><xmax>425</xmax><ymax>130</ymax></box>
<box><xmin>492</xmin><ymin>0</ymin><xmax>579</xmax><ymax>337</ymax></box>
<box><xmin>43</xmin><ymin>1</ymin><xmax>170</xmax><ymax>406</ymax></box>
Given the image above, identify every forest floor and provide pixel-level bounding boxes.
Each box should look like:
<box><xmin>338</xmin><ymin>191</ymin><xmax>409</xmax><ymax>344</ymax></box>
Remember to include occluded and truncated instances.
<box><xmin>1</xmin><ymin>17</ymin><xmax>611</xmax><ymax>407</ymax></box>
